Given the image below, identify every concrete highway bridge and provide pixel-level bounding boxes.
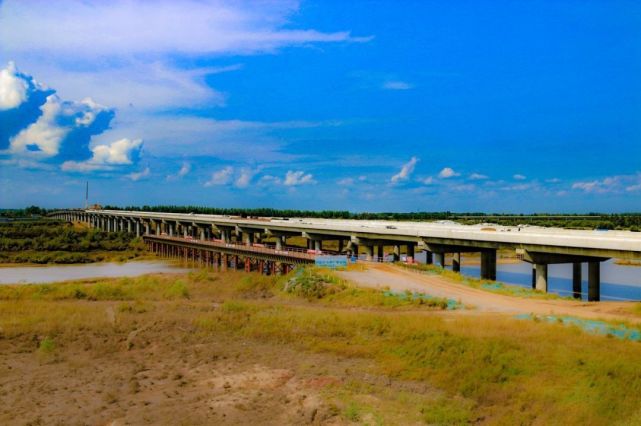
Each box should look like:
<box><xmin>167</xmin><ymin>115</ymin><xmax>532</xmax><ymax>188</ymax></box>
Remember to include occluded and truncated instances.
<box><xmin>50</xmin><ymin>209</ymin><xmax>641</xmax><ymax>301</ymax></box>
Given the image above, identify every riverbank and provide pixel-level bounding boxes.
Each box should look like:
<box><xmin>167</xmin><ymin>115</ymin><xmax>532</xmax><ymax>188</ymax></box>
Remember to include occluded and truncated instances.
<box><xmin>2</xmin><ymin>268</ymin><xmax>641</xmax><ymax>424</ymax></box>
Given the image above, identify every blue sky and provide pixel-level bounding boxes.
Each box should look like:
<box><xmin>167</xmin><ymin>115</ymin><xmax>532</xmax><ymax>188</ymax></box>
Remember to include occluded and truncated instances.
<box><xmin>1</xmin><ymin>0</ymin><xmax>640</xmax><ymax>212</ymax></box>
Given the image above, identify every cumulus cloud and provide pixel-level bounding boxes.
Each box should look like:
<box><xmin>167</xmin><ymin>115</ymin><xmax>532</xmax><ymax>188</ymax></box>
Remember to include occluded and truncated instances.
<box><xmin>0</xmin><ymin>62</ymin><xmax>54</xmax><ymax>149</ymax></box>
<box><xmin>570</xmin><ymin>175</ymin><xmax>634</xmax><ymax>194</ymax></box>
<box><xmin>284</xmin><ymin>170</ymin><xmax>315</xmax><ymax>186</ymax></box>
<box><xmin>513</xmin><ymin>174</ymin><xmax>527</xmax><ymax>180</ymax></box>
<box><xmin>166</xmin><ymin>161</ymin><xmax>191</xmax><ymax>180</ymax></box>
<box><xmin>61</xmin><ymin>138</ymin><xmax>143</xmax><ymax>172</ymax></box>
<box><xmin>391</xmin><ymin>157</ymin><xmax>418</xmax><ymax>183</ymax></box>
<box><xmin>419</xmin><ymin>176</ymin><xmax>434</xmax><ymax>185</ymax></box>
<box><xmin>438</xmin><ymin>167</ymin><xmax>460</xmax><ymax>179</ymax></box>
<box><xmin>205</xmin><ymin>166</ymin><xmax>234</xmax><ymax>186</ymax></box>
<box><xmin>0</xmin><ymin>61</ymin><xmax>30</xmax><ymax>110</ymax></box>
<box><xmin>382</xmin><ymin>80</ymin><xmax>413</xmax><ymax>90</ymax></box>
<box><xmin>235</xmin><ymin>167</ymin><xmax>257</xmax><ymax>188</ymax></box>
<box><xmin>127</xmin><ymin>167</ymin><xmax>150</xmax><ymax>181</ymax></box>
<box><xmin>8</xmin><ymin>94</ymin><xmax>114</xmax><ymax>160</ymax></box>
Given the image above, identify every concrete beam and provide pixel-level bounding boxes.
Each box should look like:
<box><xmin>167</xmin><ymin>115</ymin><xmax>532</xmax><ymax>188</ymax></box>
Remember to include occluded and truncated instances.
<box><xmin>523</xmin><ymin>251</ymin><xmax>609</xmax><ymax>265</ymax></box>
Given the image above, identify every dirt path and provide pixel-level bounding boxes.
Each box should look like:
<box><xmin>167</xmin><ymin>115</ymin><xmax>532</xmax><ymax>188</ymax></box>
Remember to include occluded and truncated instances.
<box><xmin>338</xmin><ymin>263</ymin><xmax>641</xmax><ymax>323</ymax></box>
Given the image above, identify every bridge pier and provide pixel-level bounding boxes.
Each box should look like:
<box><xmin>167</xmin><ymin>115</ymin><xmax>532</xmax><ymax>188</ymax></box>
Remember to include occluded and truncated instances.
<box><xmin>452</xmin><ymin>252</ymin><xmax>461</xmax><ymax>272</ymax></box>
<box><xmin>393</xmin><ymin>245</ymin><xmax>400</xmax><ymax>261</ymax></box>
<box><xmin>572</xmin><ymin>262</ymin><xmax>582</xmax><ymax>299</ymax></box>
<box><xmin>535</xmin><ymin>264</ymin><xmax>548</xmax><ymax>292</ymax></box>
<box><xmin>588</xmin><ymin>262</ymin><xmax>600</xmax><ymax>302</ymax></box>
<box><xmin>480</xmin><ymin>250</ymin><xmax>497</xmax><ymax>280</ymax></box>
<box><xmin>523</xmin><ymin>252</ymin><xmax>608</xmax><ymax>301</ymax></box>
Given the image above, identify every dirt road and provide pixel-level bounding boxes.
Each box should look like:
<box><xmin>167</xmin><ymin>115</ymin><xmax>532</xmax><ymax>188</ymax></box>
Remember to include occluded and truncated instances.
<box><xmin>338</xmin><ymin>263</ymin><xmax>641</xmax><ymax>323</ymax></box>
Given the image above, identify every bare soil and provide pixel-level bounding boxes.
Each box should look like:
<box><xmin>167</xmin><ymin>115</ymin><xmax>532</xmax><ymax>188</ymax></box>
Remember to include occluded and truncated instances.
<box><xmin>339</xmin><ymin>263</ymin><xmax>641</xmax><ymax>323</ymax></box>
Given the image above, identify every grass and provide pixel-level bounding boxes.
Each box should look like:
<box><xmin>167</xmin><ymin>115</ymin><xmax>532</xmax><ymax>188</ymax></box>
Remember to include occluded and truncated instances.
<box><xmin>2</xmin><ymin>269</ymin><xmax>641</xmax><ymax>424</ymax></box>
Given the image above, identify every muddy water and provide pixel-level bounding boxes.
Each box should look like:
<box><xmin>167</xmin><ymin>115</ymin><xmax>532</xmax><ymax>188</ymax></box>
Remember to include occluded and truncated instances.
<box><xmin>0</xmin><ymin>261</ymin><xmax>192</xmax><ymax>284</ymax></box>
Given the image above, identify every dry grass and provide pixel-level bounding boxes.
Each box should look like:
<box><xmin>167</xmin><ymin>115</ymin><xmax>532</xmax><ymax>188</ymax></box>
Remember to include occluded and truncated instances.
<box><xmin>2</xmin><ymin>269</ymin><xmax>641</xmax><ymax>424</ymax></box>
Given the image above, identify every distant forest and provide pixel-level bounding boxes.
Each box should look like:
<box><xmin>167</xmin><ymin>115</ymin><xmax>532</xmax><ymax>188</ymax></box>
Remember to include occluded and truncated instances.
<box><xmin>3</xmin><ymin>205</ymin><xmax>641</xmax><ymax>231</ymax></box>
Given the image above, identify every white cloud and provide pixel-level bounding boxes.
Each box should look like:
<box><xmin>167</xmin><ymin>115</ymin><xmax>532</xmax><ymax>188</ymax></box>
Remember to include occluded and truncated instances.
<box><xmin>0</xmin><ymin>1</ymin><xmax>367</xmax><ymax>57</ymax></box>
<box><xmin>469</xmin><ymin>173</ymin><xmax>488</xmax><ymax>180</ymax></box>
<box><xmin>8</xmin><ymin>94</ymin><xmax>112</xmax><ymax>157</ymax></box>
<box><xmin>419</xmin><ymin>176</ymin><xmax>434</xmax><ymax>185</ymax></box>
<box><xmin>0</xmin><ymin>62</ymin><xmax>29</xmax><ymax>110</ymax></box>
<box><xmin>127</xmin><ymin>167</ymin><xmax>150</xmax><ymax>181</ymax></box>
<box><xmin>235</xmin><ymin>167</ymin><xmax>257</xmax><ymax>188</ymax></box>
<box><xmin>513</xmin><ymin>174</ymin><xmax>527</xmax><ymax>180</ymax></box>
<box><xmin>259</xmin><ymin>175</ymin><xmax>282</xmax><ymax>185</ymax></box>
<box><xmin>284</xmin><ymin>170</ymin><xmax>315</xmax><ymax>186</ymax></box>
<box><xmin>61</xmin><ymin>138</ymin><xmax>143</xmax><ymax>172</ymax></box>
<box><xmin>438</xmin><ymin>167</ymin><xmax>460</xmax><ymax>179</ymax></box>
<box><xmin>382</xmin><ymin>80</ymin><xmax>413</xmax><ymax>90</ymax></box>
<box><xmin>391</xmin><ymin>157</ymin><xmax>418</xmax><ymax>183</ymax></box>
<box><xmin>205</xmin><ymin>166</ymin><xmax>234</xmax><ymax>186</ymax></box>
<box><xmin>0</xmin><ymin>1</ymin><xmax>369</xmax><ymax>111</ymax></box>
<box><xmin>337</xmin><ymin>177</ymin><xmax>354</xmax><ymax>186</ymax></box>
<box><xmin>571</xmin><ymin>176</ymin><xmax>630</xmax><ymax>194</ymax></box>
<box><xmin>545</xmin><ymin>178</ymin><xmax>561</xmax><ymax>183</ymax></box>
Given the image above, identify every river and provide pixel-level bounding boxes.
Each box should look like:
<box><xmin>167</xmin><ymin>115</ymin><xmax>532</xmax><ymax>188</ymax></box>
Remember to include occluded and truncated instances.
<box><xmin>412</xmin><ymin>252</ymin><xmax>641</xmax><ymax>301</ymax></box>
<box><xmin>0</xmin><ymin>261</ymin><xmax>192</xmax><ymax>285</ymax></box>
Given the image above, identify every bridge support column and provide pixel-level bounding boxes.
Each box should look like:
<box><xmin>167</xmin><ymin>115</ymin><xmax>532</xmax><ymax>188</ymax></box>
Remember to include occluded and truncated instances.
<box><xmin>351</xmin><ymin>243</ymin><xmax>359</xmax><ymax>258</ymax></box>
<box><xmin>407</xmin><ymin>244</ymin><xmax>415</xmax><ymax>261</ymax></box>
<box><xmin>434</xmin><ymin>252</ymin><xmax>445</xmax><ymax>268</ymax></box>
<box><xmin>275</xmin><ymin>236</ymin><xmax>284</xmax><ymax>250</ymax></box>
<box><xmin>452</xmin><ymin>253</ymin><xmax>461</xmax><ymax>272</ymax></box>
<box><xmin>314</xmin><ymin>240</ymin><xmax>321</xmax><ymax>252</ymax></box>
<box><xmin>393</xmin><ymin>245</ymin><xmax>400</xmax><ymax>261</ymax></box>
<box><xmin>365</xmin><ymin>245</ymin><xmax>374</xmax><ymax>261</ymax></box>
<box><xmin>377</xmin><ymin>245</ymin><xmax>384</xmax><ymax>262</ymax></box>
<box><xmin>127</xmin><ymin>220</ymin><xmax>132</xmax><ymax>233</ymax></box>
<box><xmin>480</xmin><ymin>250</ymin><xmax>497</xmax><ymax>280</ymax></box>
<box><xmin>199</xmin><ymin>227</ymin><xmax>206</xmax><ymax>241</ymax></box>
<box><xmin>535</xmin><ymin>264</ymin><xmax>548</xmax><ymax>292</ymax></box>
<box><xmin>588</xmin><ymin>262</ymin><xmax>600</xmax><ymax>302</ymax></box>
<box><xmin>338</xmin><ymin>240</ymin><xmax>344</xmax><ymax>253</ymax></box>
<box><xmin>424</xmin><ymin>250</ymin><xmax>433</xmax><ymax>265</ymax></box>
<box><xmin>155</xmin><ymin>221</ymin><xmax>161</xmax><ymax>236</ymax></box>
<box><xmin>221</xmin><ymin>254</ymin><xmax>228</xmax><ymax>272</ymax></box>
<box><xmin>573</xmin><ymin>262</ymin><xmax>582</xmax><ymax>299</ymax></box>
<box><xmin>243</xmin><ymin>232</ymin><xmax>254</xmax><ymax>246</ymax></box>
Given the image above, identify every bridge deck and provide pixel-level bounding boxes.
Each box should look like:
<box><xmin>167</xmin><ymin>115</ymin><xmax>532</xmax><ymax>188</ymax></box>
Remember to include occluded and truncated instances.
<box><xmin>144</xmin><ymin>235</ymin><xmax>318</xmax><ymax>263</ymax></box>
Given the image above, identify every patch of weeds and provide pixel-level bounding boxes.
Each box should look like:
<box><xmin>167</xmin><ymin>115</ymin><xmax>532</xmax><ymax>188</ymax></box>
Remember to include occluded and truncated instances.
<box><xmin>38</xmin><ymin>336</ymin><xmax>55</xmax><ymax>354</ymax></box>
<box><xmin>236</xmin><ymin>275</ymin><xmax>277</xmax><ymax>299</ymax></box>
<box><xmin>343</xmin><ymin>401</ymin><xmax>361</xmax><ymax>422</ymax></box>
<box><xmin>164</xmin><ymin>280</ymin><xmax>189</xmax><ymax>299</ymax></box>
<box><xmin>421</xmin><ymin>397</ymin><xmax>474</xmax><ymax>425</ymax></box>
<box><xmin>284</xmin><ymin>267</ymin><xmax>344</xmax><ymax>299</ymax></box>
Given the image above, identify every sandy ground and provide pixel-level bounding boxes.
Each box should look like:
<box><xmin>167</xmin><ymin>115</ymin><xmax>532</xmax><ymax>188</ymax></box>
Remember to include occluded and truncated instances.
<box><xmin>338</xmin><ymin>263</ymin><xmax>641</xmax><ymax>323</ymax></box>
<box><xmin>0</xmin><ymin>325</ymin><xmax>354</xmax><ymax>425</ymax></box>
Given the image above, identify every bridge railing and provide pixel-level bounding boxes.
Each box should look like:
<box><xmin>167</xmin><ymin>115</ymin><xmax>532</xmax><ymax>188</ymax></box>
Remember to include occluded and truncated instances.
<box><xmin>146</xmin><ymin>235</ymin><xmax>320</xmax><ymax>260</ymax></box>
